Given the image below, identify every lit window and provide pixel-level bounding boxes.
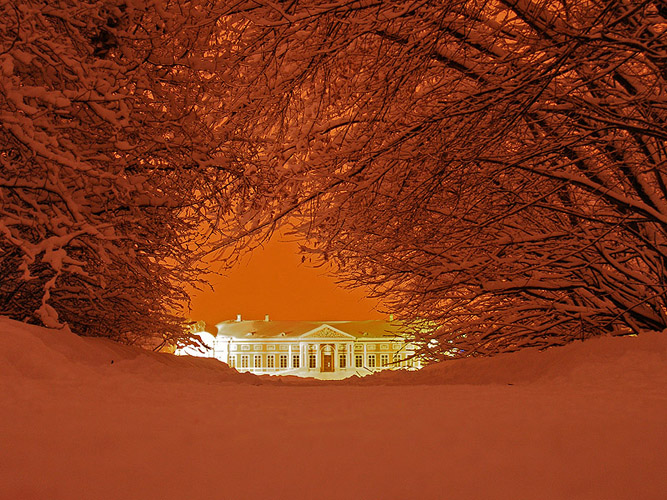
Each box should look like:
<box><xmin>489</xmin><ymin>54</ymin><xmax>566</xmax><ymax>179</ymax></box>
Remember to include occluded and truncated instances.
<box><xmin>355</xmin><ymin>354</ymin><xmax>363</xmax><ymax>368</ymax></box>
<box><xmin>267</xmin><ymin>355</ymin><xmax>275</xmax><ymax>368</ymax></box>
<box><xmin>279</xmin><ymin>354</ymin><xmax>288</xmax><ymax>368</ymax></box>
<box><xmin>241</xmin><ymin>355</ymin><xmax>249</xmax><ymax>368</ymax></box>
<box><xmin>380</xmin><ymin>354</ymin><xmax>389</xmax><ymax>366</ymax></box>
<box><xmin>309</xmin><ymin>354</ymin><xmax>316</xmax><ymax>368</ymax></box>
<box><xmin>368</xmin><ymin>354</ymin><xmax>376</xmax><ymax>368</ymax></box>
<box><xmin>339</xmin><ymin>354</ymin><xmax>346</xmax><ymax>368</ymax></box>
<box><xmin>292</xmin><ymin>354</ymin><xmax>300</xmax><ymax>368</ymax></box>
<box><xmin>253</xmin><ymin>355</ymin><xmax>261</xmax><ymax>368</ymax></box>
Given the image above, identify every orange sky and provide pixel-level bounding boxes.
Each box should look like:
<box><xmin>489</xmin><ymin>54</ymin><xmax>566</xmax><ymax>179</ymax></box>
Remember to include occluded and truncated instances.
<box><xmin>187</xmin><ymin>232</ymin><xmax>385</xmax><ymax>327</ymax></box>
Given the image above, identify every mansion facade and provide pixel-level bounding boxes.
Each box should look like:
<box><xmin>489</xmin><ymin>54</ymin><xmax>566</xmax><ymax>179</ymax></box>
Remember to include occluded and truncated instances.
<box><xmin>183</xmin><ymin>317</ymin><xmax>421</xmax><ymax>380</ymax></box>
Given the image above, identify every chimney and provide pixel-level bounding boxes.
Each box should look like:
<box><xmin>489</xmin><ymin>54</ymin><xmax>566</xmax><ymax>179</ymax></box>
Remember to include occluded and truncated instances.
<box><xmin>264</xmin><ymin>314</ymin><xmax>270</xmax><ymax>322</ymax></box>
<box><xmin>236</xmin><ymin>314</ymin><xmax>242</xmax><ymax>322</ymax></box>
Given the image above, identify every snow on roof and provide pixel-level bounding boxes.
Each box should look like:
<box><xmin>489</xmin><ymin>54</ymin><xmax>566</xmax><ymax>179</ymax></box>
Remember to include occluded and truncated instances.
<box><xmin>214</xmin><ymin>319</ymin><xmax>406</xmax><ymax>340</ymax></box>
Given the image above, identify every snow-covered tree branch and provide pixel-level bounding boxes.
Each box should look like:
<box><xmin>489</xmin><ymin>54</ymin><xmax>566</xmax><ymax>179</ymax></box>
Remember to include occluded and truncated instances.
<box><xmin>3</xmin><ymin>0</ymin><xmax>665</xmax><ymax>357</ymax></box>
<box><xmin>227</xmin><ymin>0</ymin><xmax>667</xmax><ymax>357</ymax></box>
<box><xmin>0</xmin><ymin>0</ymin><xmax>281</xmax><ymax>345</ymax></box>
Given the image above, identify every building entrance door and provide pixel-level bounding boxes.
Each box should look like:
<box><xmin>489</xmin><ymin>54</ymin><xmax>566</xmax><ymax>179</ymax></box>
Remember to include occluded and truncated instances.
<box><xmin>321</xmin><ymin>345</ymin><xmax>334</xmax><ymax>372</ymax></box>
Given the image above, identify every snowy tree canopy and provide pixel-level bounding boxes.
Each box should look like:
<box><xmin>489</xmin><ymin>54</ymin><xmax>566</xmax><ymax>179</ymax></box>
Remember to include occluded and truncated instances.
<box><xmin>0</xmin><ymin>0</ymin><xmax>285</xmax><ymax>345</ymax></box>
<box><xmin>220</xmin><ymin>0</ymin><xmax>667</xmax><ymax>357</ymax></box>
<box><xmin>2</xmin><ymin>0</ymin><xmax>665</xmax><ymax>355</ymax></box>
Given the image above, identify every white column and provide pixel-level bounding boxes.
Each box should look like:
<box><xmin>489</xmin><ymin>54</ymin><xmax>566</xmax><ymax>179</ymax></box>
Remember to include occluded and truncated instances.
<box><xmin>299</xmin><ymin>343</ymin><xmax>304</xmax><ymax>370</ymax></box>
<box><xmin>305</xmin><ymin>343</ymin><xmax>311</xmax><ymax>370</ymax></box>
<box><xmin>288</xmin><ymin>344</ymin><xmax>292</xmax><ymax>369</ymax></box>
<box><xmin>363</xmin><ymin>343</ymin><xmax>367</xmax><ymax>368</ymax></box>
<box><xmin>333</xmin><ymin>344</ymin><xmax>338</xmax><ymax>371</ymax></box>
<box><xmin>315</xmin><ymin>343</ymin><xmax>320</xmax><ymax>369</ymax></box>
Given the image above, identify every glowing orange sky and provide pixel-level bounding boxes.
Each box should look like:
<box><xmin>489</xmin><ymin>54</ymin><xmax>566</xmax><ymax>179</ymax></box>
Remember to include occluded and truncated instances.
<box><xmin>187</xmin><ymin>232</ymin><xmax>385</xmax><ymax>326</ymax></box>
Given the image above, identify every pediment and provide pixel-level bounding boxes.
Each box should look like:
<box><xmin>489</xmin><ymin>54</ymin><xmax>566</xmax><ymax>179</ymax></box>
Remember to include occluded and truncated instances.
<box><xmin>300</xmin><ymin>324</ymin><xmax>355</xmax><ymax>340</ymax></box>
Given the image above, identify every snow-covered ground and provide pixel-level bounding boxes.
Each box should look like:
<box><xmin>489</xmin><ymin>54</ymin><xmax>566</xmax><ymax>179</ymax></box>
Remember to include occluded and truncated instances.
<box><xmin>1</xmin><ymin>317</ymin><xmax>665</xmax><ymax>500</ymax></box>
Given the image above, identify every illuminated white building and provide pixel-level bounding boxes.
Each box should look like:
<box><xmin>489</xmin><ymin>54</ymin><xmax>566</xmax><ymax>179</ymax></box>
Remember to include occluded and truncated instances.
<box><xmin>184</xmin><ymin>317</ymin><xmax>421</xmax><ymax>380</ymax></box>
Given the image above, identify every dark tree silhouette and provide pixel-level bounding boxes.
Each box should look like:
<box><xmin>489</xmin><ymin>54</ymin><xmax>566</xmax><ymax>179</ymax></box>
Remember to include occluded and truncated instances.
<box><xmin>2</xmin><ymin>0</ymin><xmax>665</xmax><ymax>357</ymax></box>
<box><xmin>0</xmin><ymin>0</ymin><xmax>274</xmax><ymax>346</ymax></box>
<box><xmin>226</xmin><ymin>0</ymin><xmax>667</xmax><ymax>357</ymax></box>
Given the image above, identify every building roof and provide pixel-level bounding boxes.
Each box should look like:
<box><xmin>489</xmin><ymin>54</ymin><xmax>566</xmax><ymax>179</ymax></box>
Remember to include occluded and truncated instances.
<box><xmin>215</xmin><ymin>319</ymin><xmax>407</xmax><ymax>340</ymax></box>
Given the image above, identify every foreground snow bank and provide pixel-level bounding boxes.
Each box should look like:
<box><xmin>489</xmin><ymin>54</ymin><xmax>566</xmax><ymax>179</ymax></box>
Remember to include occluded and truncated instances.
<box><xmin>360</xmin><ymin>331</ymin><xmax>667</xmax><ymax>387</ymax></box>
<box><xmin>0</xmin><ymin>317</ymin><xmax>257</xmax><ymax>384</ymax></box>
<box><xmin>2</xmin><ymin>317</ymin><xmax>666</xmax><ymax>500</ymax></box>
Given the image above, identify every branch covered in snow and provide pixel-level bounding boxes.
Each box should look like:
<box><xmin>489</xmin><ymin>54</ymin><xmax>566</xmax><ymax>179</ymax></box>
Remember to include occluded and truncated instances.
<box><xmin>220</xmin><ymin>0</ymin><xmax>667</xmax><ymax>357</ymax></box>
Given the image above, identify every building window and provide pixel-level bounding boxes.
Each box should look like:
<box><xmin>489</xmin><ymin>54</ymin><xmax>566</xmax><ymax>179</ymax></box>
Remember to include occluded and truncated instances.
<box><xmin>267</xmin><ymin>355</ymin><xmax>275</xmax><ymax>369</ymax></box>
<box><xmin>279</xmin><ymin>344</ymin><xmax>289</xmax><ymax>351</ymax></box>
<box><xmin>279</xmin><ymin>354</ymin><xmax>288</xmax><ymax>368</ymax></box>
<box><xmin>253</xmin><ymin>355</ymin><xmax>261</xmax><ymax>369</ymax></box>
<box><xmin>292</xmin><ymin>354</ymin><xmax>300</xmax><ymax>368</ymax></box>
<box><xmin>355</xmin><ymin>344</ymin><xmax>362</xmax><ymax>351</ymax></box>
<box><xmin>380</xmin><ymin>344</ymin><xmax>389</xmax><ymax>350</ymax></box>
<box><xmin>232</xmin><ymin>345</ymin><xmax>238</xmax><ymax>351</ymax></box>
<box><xmin>380</xmin><ymin>354</ymin><xmax>389</xmax><ymax>366</ymax></box>
<box><xmin>367</xmin><ymin>343</ymin><xmax>376</xmax><ymax>351</ymax></box>
<box><xmin>267</xmin><ymin>344</ymin><xmax>275</xmax><ymax>351</ymax></box>
<box><xmin>229</xmin><ymin>355</ymin><xmax>236</xmax><ymax>368</ymax></box>
<box><xmin>241</xmin><ymin>355</ymin><xmax>249</xmax><ymax>368</ymax></box>
<box><xmin>355</xmin><ymin>354</ymin><xmax>363</xmax><ymax>368</ymax></box>
<box><xmin>339</xmin><ymin>354</ymin><xmax>346</xmax><ymax>368</ymax></box>
<box><xmin>368</xmin><ymin>354</ymin><xmax>376</xmax><ymax>368</ymax></box>
<box><xmin>253</xmin><ymin>344</ymin><xmax>262</xmax><ymax>351</ymax></box>
<box><xmin>241</xmin><ymin>344</ymin><xmax>250</xmax><ymax>351</ymax></box>
<box><xmin>309</xmin><ymin>354</ymin><xmax>316</xmax><ymax>369</ymax></box>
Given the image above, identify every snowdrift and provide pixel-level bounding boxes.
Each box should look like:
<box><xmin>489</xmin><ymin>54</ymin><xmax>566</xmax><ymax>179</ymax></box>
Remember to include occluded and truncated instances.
<box><xmin>2</xmin><ymin>317</ymin><xmax>666</xmax><ymax>500</ymax></box>
<box><xmin>360</xmin><ymin>332</ymin><xmax>667</xmax><ymax>387</ymax></box>
<box><xmin>2</xmin><ymin>315</ymin><xmax>665</xmax><ymax>387</ymax></box>
<box><xmin>0</xmin><ymin>316</ymin><xmax>258</xmax><ymax>384</ymax></box>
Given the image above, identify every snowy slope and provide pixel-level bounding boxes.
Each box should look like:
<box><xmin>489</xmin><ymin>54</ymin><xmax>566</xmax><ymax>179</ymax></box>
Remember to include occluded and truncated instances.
<box><xmin>1</xmin><ymin>317</ymin><xmax>665</xmax><ymax>500</ymax></box>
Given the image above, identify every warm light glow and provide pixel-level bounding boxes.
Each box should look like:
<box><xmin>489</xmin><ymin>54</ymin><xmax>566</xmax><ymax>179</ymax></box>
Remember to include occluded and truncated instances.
<box><xmin>187</xmin><ymin>231</ymin><xmax>384</xmax><ymax>326</ymax></box>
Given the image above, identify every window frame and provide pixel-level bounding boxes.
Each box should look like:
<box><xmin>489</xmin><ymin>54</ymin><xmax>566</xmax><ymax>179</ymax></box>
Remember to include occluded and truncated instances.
<box><xmin>355</xmin><ymin>354</ymin><xmax>363</xmax><ymax>368</ymax></box>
